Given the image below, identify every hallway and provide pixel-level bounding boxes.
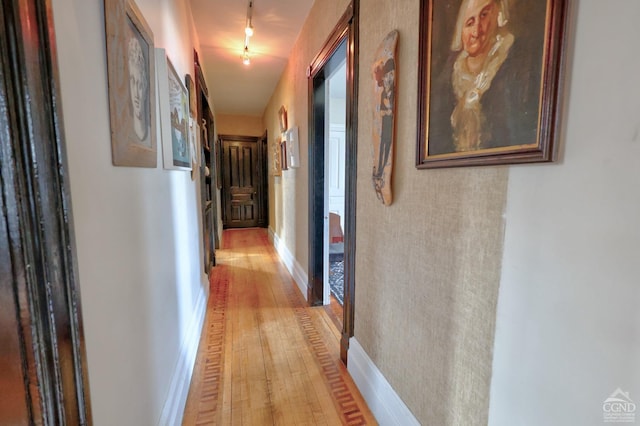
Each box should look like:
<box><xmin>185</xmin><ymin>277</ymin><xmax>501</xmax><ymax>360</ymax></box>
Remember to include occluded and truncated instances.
<box><xmin>182</xmin><ymin>229</ymin><xmax>376</xmax><ymax>425</ymax></box>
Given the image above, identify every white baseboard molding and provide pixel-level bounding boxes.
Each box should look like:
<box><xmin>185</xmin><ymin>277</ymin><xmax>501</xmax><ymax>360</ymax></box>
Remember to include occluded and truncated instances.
<box><xmin>269</xmin><ymin>228</ymin><xmax>308</xmax><ymax>301</ymax></box>
<box><xmin>158</xmin><ymin>283</ymin><xmax>208</xmax><ymax>426</ymax></box>
<box><xmin>348</xmin><ymin>338</ymin><xmax>420</xmax><ymax>426</ymax></box>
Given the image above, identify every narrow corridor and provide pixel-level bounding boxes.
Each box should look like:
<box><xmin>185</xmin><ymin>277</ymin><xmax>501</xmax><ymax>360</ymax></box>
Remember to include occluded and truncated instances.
<box><xmin>182</xmin><ymin>229</ymin><xmax>376</xmax><ymax>425</ymax></box>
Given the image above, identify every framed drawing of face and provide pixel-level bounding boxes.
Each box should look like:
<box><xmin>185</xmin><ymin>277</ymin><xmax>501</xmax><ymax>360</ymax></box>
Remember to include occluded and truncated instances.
<box><xmin>416</xmin><ymin>0</ymin><xmax>569</xmax><ymax>168</ymax></box>
<box><xmin>104</xmin><ymin>0</ymin><xmax>157</xmax><ymax>167</ymax></box>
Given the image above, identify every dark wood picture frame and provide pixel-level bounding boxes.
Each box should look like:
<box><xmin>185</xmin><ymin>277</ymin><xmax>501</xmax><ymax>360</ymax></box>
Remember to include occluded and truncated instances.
<box><xmin>104</xmin><ymin>0</ymin><xmax>157</xmax><ymax>167</ymax></box>
<box><xmin>280</xmin><ymin>139</ymin><xmax>288</xmax><ymax>171</ymax></box>
<box><xmin>416</xmin><ymin>0</ymin><xmax>568</xmax><ymax>168</ymax></box>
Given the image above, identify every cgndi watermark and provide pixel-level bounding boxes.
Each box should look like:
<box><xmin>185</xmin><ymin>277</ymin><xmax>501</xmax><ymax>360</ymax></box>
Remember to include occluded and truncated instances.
<box><xmin>603</xmin><ymin>388</ymin><xmax>636</xmax><ymax>423</ymax></box>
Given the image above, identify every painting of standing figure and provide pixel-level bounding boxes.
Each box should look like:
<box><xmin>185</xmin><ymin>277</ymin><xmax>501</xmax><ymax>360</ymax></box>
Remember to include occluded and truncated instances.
<box><xmin>371</xmin><ymin>30</ymin><xmax>398</xmax><ymax>205</ymax></box>
<box><xmin>417</xmin><ymin>0</ymin><xmax>568</xmax><ymax>168</ymax></box>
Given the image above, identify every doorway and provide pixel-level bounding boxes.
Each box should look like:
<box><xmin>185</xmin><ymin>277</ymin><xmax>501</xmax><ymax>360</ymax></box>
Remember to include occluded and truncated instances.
<box><xmin>308</xmin><ymin>2</ymin><xmax>358</xmax><ymax>363</ymax></box>
<box><xmin>220</xmin><ymin>135</ymin><xmax>268</xmax><ymax>228</ymax></box>
<box><xmin>324</xmin><ymin>54</ymin><xmax>347</xmax><ymax>310</ymax></box>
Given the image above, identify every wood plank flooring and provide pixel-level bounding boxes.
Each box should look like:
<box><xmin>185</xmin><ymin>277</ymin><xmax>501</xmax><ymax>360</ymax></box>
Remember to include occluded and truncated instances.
<box><xmin>182</xmin><ymin>228</ymin><xmax>376</xmax><ymax>425</ymax></box>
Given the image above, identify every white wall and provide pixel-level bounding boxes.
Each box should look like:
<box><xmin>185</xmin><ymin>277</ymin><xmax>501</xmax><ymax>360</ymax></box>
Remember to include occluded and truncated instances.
<box><xmin>51</xmin><ymin>0</ymin><xmax>208</xmax><ymax>424</ymax></box>
<box><xmin>489</xmin><ymin>2</ymin><xmax>640</xmax><ymax>425</ymax></box>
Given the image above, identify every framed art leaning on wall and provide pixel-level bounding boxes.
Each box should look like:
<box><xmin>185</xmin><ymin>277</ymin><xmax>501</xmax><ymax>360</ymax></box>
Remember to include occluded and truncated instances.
<box><xmin>104</xmin><ymin>0</ymin><xmax>157</xmax><ymax>167</ymax></box>
<box><xmin>416</xmin><ymin>0</ymin><xmax>568</xmax><ymax>168</ymax></box>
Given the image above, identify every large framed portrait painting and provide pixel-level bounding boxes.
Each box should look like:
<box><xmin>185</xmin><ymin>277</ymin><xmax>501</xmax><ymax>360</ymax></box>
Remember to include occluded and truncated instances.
<box><xmin>416</xmin><ymin>0</ymin><xmax>568</xmax><ymax>168</ymax></box>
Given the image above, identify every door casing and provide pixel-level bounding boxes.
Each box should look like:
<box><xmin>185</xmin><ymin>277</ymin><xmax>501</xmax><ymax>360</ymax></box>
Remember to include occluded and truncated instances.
<box><xmin>308</xmin><ymin>0</ymin><xmax>359</xmax><ymax>364</ymax></box>
<box><xmin>0</xmin><ymin>0</ymin><xmax>92</xmax><ymax>422</ymax></box>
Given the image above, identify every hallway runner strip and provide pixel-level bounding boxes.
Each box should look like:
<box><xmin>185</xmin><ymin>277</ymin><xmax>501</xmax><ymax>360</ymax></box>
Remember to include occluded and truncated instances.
<box><xmin>281</xmin><ymin>277</ymin><xmax>368</xmax><ymax>426</ymax></box>
<box><xmin>194</xmin><ymin>266</ymin><xmax>229</xmax><ymax>425</ymax></box>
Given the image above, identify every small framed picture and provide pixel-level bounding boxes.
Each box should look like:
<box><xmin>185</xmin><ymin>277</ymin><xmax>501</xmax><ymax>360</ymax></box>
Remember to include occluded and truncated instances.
<box><xmin>280</xmin><ymin>139</ymin><xmax>288</xmax><ymax>171</ymax></box>
<box><xmin>272</xmin><ymin>139</ymin><xmax>282</xmax><ymax>176</ymax></box>
<box><xmin>156</xmin><ymin>48</ymin><xmax>191</xmax><ymax>170</ymax></box>
<box><xmin>278</xmin><ymin>105</ymin><xmax>288</xmax><ymax>133</ymax></box>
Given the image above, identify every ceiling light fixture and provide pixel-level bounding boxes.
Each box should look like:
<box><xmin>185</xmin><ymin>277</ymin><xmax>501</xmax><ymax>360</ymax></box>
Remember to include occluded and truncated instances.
<box><xmin>242</xmin><ymin>1</ymin><xmax>254</xmax><ymax>65</ymax></box>
<box><xmin>243</xmin><ymin>46</ymin><xmax>251</xmax><ymax>65</ymax></box>
<box><xmin>245</xmin><ymin>1</ymin><xmax>254</xmax><ymax>37</ymax></box>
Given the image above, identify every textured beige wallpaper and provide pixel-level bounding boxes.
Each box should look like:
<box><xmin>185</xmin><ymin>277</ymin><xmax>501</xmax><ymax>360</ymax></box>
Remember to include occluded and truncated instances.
<box><xmin>262</xmin><ymin>0</ymin><xmax>509</xmax><ymax>423</ymax></box>
<box><xmin>355</xmin><ymin>0</ymin><xmax>508</xmax><ymax>424</ymax></box>
<box><xmin>216</xmin><ymin>114</ymin><xmax>264</xmax><ymax>137</ymax></box>
<box><xmin>262</xmin><ymin>0</ymin><xmax>351</xmax><ymax>268</ymax></box>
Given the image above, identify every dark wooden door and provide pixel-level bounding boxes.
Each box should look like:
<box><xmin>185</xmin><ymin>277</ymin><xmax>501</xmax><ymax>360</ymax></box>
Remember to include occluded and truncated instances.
<box><xmin>221</xmin><ymin>136</ymin><xmax>261</xmax><ymax>228</ymax></box>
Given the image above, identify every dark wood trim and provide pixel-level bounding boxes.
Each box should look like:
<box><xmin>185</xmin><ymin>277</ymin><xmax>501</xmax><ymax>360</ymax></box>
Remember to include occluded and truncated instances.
<box><xmin>258</xmin><ymin>131</ymin><xmax>269</xmax><ymax>228</ymax></box>
<box><xmin>307</xmin><ymin>0</ymin><xmax>359</xmax><ymax>364</ymax></box>
<box><xmin>0</xmin><ymin>0</ymin><xmax>91</xmax><ymax>423</ymax></box>
<box><xmin>341</xmin><ymin>0</ymin><xmax>359</xmax><ymax>366</ymax></box>
<box><xmin>308</xmin><ymin>74</ymin><xmax>326</xmax><ymax>306</ymax></box>
<box><xmin>307</xmin><ymin>4</ymin><xmax>353</xmax><ymax>78</ymax></box>
<box><xmin>194</xmin><ymin>52</ymin><xmax>216</xmax><ymax>270</ymax></box>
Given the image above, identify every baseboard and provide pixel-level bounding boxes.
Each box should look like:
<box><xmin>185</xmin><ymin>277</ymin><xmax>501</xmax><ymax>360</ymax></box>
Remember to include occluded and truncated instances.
<box><xmin>269</xmin><ymin>228</ymin><xmax>308</xmax><ymax>301</ymax></box>
<box><xmin>348</xmin><ymin>338</ymin><xmax>420</xmax><ymax>426</ymax></box>
<box><xmin>158</xmin><ymin>284</ymin><xmax>208</xmax><ymax>425</ymax></box>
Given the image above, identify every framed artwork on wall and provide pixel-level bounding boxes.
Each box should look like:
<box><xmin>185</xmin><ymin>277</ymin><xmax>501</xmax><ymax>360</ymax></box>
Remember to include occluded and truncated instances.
<box><xmin>272</xmin><ymin>138</ymin><xmax>282</xmax><ymax>176</ymax></box>
<box><xmin>156</xmin><ymin>48</ymin><xmax>191</xmax><ymax>170</ymax></box>
<box><xmin>189</xmin><ymin>117</ymin><xmax>200</xmax><ymax>180</ymax></box>
<box><xmin>280</xmin><ymin>139</ymin><xmax>288</xmax><ymax>171</ymax></box>
<box><xmin>185</xmin><ymin>73</ymin><xmax>197</xmax><ymax>118</ymax></box>
<box><xmin>278</xmin><ymin>105</ymin><xmax>288</xmax><ymax>133</ymax></box>
<box><xmin>416</xmin><ymin>0</ymin><xmax>568</xmax><ymax>168</ymax></box>
<box><xmin>104</xmin><ymin>0</ymin><xmax>157</xmax><ymax>167</ymax></box>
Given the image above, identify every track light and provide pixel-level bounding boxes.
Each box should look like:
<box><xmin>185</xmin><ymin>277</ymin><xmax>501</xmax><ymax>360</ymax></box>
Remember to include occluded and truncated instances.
<box><xmin>242</xmin><ymin>1</ymin><xmax>254</xmax><ymax>65</ymax></box>
<box><xmin>245</xmin><ymin>1</ymin><xmax>254</xmax><ymax>37</ymax></box>
<box><xmin>243</xmin><ymin>47</ymin><xmax>250</xmax><ymax>65</ymax></box>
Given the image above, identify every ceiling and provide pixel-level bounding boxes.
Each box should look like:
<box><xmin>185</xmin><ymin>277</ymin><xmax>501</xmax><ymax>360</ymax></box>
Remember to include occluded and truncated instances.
<box><xmin>189</xmin><ymin>0</ymin><xmax>315</xmax><ymax>117</ymax></box>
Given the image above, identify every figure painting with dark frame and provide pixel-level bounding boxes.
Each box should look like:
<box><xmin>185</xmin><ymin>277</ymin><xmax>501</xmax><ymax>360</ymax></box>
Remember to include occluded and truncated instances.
<box><xmin>417</xmin><ymin>0</ymin><xmax>568</xmax><ymax>168</ymax></box>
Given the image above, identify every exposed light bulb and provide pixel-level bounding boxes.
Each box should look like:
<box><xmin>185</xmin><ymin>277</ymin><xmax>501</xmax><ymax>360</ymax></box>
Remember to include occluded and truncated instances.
<box><xmin>245</xmin><ymin>24</ymin><xmax>254</xmax><ymax>37</ymax></box>
<box><xmin>243</xmin><ymin>47</ymin><xmax>250</xmax><ymax>65</ymax></box>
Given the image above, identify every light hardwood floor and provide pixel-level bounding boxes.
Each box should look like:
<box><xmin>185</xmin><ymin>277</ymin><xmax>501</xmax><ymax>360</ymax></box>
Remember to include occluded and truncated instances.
<box><xmin>182</xmin><ymin>228</ymin><xmax>376</xmax><ymax>425</ymax></box>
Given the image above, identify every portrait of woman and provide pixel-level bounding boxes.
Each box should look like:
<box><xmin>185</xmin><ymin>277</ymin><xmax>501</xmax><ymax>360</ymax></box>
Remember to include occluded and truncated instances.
<box><xmin>426</xmin><ymin>0</ymin><xmax>548</xmax><ymax>157</ymax></box>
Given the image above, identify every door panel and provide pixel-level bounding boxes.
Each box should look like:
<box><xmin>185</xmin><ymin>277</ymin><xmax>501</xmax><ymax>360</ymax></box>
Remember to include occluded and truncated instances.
<box><xmin>222</xmin><ymin>138</ymin><xmax>260</xmax><ymax>228</ymax></box>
